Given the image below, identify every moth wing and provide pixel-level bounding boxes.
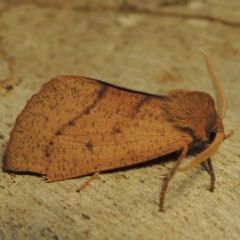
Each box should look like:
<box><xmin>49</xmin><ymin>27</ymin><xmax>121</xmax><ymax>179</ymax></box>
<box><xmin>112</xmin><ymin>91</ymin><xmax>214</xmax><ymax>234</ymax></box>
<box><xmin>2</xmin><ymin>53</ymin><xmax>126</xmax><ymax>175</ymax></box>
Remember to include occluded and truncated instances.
<box><xmin>5</xmin><ymin>76</ymin><xmax>66</xmax><ymax>173</ymax></box>
<box><xmin>5</xmin><ymin>76</ymin><xmax>102</xmax><ymax>173</ymax></box>
<box><xmin>43</xmin><ymin>77</ymin><xmax>193</xmax><ymax>181</ymax></box>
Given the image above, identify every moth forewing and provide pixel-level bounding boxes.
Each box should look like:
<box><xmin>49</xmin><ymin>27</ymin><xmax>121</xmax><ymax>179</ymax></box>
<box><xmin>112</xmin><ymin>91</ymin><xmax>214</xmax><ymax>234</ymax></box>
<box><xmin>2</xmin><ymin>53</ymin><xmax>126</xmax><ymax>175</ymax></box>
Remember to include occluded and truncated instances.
<box><xmin>43</xmin><ymin>78</ymin><xmax>194</xmax><ymax>181</ymax></box>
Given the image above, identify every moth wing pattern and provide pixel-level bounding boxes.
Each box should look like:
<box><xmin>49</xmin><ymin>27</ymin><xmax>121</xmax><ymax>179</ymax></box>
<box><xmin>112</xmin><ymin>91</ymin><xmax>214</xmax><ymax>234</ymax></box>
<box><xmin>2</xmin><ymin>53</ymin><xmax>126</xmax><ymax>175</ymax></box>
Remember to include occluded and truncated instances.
<box><xmin>5</xmin><ymin>76</ymin><xmax>76</xmax><ymax>173</ymax></box>
<box><xmin>42</xmin><ymin>77</ymin><xmax>193</xmax><ymax>181</ymax></box>
<box><xmin>5</xmin><ymin>76</ymin><xmax>193</xmax><ymax>181</ymax></box>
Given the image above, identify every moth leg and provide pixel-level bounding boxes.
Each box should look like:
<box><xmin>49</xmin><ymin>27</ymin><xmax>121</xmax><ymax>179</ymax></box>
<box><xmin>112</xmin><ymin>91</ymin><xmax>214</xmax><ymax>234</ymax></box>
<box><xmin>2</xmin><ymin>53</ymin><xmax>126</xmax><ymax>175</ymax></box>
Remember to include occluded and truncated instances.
<box><xmin>207</xmin><ymin>158</ymin><xmax>215</xmax><ymax>191</ymax></box>
<box><xmin>202</xmin><ymin>141</ymin><xmax>215</xmax><ymax>191</ymax></box>
<box><xmin>76</xmin><ymin>172</ymin><xmax>100</xmax><ymax>192</ymax></box>
<box><xmin>159</xmin><ymin>146</ymin><xmax>188</xmax><ymax>212</ymax></box>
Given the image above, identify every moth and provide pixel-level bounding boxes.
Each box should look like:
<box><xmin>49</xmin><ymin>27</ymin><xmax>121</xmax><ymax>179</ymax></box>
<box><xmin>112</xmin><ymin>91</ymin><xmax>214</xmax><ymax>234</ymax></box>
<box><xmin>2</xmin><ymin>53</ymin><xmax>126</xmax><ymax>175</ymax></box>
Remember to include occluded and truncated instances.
<box><xmin>4</xmin><ymin>52</ymin><xmax>231</xmax><ymax>211</ymax></box>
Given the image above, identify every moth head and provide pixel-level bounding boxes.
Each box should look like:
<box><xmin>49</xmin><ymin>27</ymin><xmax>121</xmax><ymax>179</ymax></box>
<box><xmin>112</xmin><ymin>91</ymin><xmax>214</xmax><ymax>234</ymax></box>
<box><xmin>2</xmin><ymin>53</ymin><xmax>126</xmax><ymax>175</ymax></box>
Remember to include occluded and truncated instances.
<box><xmin>164</xmin><ymin>90</ymin><xmax>219</xmax><ymax>141</ymax></box>
<box><xmin>179</xmin><ymin>51</ymin><xmax>228</xmax><ymax>172</ymax></box>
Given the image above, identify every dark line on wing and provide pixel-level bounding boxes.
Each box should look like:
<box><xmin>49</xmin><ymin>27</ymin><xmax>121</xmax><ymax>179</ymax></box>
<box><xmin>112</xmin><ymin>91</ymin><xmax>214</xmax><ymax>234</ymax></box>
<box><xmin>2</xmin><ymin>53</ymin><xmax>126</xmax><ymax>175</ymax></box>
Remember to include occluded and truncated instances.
<box><xmin>47</xmin><ymin>83</ymin><xmax>109</xmax><ymax>147</ymax></box>
<box><xmin>64</xmin><ymin>84</ymin><xmax>108</xmax><ymax>129</ymax></box>
<box><xmin>134</xmin><ymin>95</ymin><xmax>153</xmax><ymax>113</ymax></box>
<box><xmin>83</xmin><ymin>84</ymin><xmax>109</xmax><ymax>115</ymax></box>
<box><xmin>131</xmin><ymin>94</ymin><xmax>168</xmax><ymax>118</ymax></box>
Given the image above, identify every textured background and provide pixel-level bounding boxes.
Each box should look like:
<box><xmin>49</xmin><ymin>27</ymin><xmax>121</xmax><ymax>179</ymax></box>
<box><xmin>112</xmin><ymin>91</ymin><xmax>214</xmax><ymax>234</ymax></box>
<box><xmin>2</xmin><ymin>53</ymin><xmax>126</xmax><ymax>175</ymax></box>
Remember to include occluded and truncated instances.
<box><xmin>0</xmin><ymin>1</ymin><xmax>239</xmax><ymax>239</ymax></box>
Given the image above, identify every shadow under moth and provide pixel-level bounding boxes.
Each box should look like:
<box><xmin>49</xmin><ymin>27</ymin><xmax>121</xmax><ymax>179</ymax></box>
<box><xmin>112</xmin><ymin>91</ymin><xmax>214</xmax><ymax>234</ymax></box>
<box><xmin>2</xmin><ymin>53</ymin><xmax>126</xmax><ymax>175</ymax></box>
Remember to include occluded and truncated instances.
<box><xmin>4</xmin><ymin>52</ymin><xmax>232</xmax><ymax>211</ymax></box>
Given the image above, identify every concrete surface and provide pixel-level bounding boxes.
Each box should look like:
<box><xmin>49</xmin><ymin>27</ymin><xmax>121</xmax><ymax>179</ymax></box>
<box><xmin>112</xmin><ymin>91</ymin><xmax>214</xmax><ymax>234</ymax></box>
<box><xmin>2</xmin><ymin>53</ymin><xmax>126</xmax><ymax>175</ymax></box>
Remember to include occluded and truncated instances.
<box><xmin>0</xmin><ymin>1</ymin><xmax>240</xmax><ymax>239</ymax></box>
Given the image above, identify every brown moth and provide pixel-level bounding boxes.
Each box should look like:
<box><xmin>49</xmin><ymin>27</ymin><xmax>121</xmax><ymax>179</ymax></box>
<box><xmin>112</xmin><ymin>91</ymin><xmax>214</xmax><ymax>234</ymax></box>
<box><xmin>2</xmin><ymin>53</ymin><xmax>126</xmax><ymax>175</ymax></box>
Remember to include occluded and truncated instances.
<box><xmin>4</xmin><ymin>52</ymin><xmax>231</xmax><ymax>211</ymax></box>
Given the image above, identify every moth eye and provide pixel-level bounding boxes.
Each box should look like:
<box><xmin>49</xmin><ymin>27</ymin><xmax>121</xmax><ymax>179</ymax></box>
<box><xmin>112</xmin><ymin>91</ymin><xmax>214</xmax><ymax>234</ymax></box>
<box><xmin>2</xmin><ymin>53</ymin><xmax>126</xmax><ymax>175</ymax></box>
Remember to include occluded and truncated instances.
<box><xmin>208</xmin><ymin>131</ymin><xmax>216</xmax><ymax>142</ymax></box>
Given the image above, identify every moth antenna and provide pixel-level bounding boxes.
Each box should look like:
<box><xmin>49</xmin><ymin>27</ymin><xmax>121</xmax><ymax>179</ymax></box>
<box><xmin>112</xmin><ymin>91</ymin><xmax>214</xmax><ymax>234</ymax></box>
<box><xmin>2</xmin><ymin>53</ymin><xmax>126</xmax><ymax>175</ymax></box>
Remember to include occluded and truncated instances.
<box><xmin>201</xmin><ymin>50</ymin><xmax>226</xmax><ymax>119</ymax></box>
<box><xmin>178</xmin><ymin>131</ymin><xmax>224</xmax><ymax>171</ymax></box>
